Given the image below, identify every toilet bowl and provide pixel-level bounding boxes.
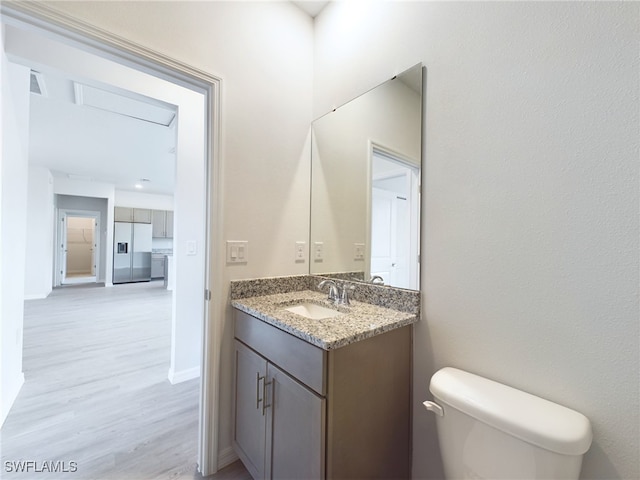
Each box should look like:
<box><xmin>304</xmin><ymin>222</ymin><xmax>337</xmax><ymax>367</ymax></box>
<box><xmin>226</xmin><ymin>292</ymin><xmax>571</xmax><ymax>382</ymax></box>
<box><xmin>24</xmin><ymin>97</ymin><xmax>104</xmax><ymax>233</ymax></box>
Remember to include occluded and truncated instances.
<box><xmin>424</xmin><ymin>367</ymin><xmax>592</xmax><ymax>480</ymax></box>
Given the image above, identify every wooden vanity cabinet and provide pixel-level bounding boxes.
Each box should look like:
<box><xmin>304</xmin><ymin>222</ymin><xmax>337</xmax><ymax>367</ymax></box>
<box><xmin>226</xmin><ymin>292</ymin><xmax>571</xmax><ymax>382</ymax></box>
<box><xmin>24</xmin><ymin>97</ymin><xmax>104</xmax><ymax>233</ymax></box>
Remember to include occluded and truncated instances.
<box><xmin>234</xmin><ymin>341</ymin><xmax>324</xmax><ymax>479</ymax></box>
<box><xmin>233</xmin><ymin>308</ymin><xmax>411</xmax><ymax>480</ymax></box>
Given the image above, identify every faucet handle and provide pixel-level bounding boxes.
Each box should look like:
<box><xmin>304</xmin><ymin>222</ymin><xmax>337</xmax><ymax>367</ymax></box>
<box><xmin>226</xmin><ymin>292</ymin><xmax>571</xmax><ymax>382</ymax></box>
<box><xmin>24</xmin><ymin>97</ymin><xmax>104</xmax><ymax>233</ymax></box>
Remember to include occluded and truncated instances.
<box><xmin>340</xmin><ymin>283</ymin><xmax>355</xmax><ymax>305</ymax></box>
<box><xmin>328</xmin><ymin>285</ymin><xmax>339</xmax><ymax>302</ymax></box>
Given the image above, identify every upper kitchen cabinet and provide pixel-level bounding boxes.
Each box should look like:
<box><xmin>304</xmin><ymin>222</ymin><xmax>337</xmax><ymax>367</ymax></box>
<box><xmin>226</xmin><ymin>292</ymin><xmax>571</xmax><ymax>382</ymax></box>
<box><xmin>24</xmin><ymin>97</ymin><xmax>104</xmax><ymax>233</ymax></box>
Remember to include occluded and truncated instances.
<box><xmin>115</xmin><ymin>207</ymin><xmax>152</xmax><ymax>223</ymax></box>
<box><xmin>152</xmin><ymin>210</ymin><xmax>174</xmax><ymax>238</ymax></box>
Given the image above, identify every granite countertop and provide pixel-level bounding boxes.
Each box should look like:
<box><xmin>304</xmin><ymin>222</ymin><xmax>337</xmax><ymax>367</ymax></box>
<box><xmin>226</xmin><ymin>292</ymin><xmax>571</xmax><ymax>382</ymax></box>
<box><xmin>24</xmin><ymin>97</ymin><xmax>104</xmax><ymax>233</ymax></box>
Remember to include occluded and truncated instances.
<box><xmin>231</xmin><ymin>290</ymin><xmax>418</xmax><ymax>350</ymax></box>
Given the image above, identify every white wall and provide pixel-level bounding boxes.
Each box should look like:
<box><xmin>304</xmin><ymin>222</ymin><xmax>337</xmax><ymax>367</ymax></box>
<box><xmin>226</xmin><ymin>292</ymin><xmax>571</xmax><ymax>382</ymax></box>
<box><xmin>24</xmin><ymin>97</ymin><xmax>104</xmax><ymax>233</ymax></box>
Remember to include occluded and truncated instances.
<box><xmin>0</xmin><ymin>30</ymin><xmax>30</xmax><ymax>426</ymax></box>
<box><xmin>8</xmin><ymin>3</ymin><xmax>313</xmax><ymax>466</ymax></box>
<box><xmin>115</xmin><ymin>190</ymin><xmax>173</xmax><ymax>211</ymax></box>
<box><xmin>315</xmin><ymin>3</ymin><xmax>639</xmax><ymax>479</ymax></box>
<box><xmin>24</xmin><ymin>166</ymin><xmax>54</xmax><ymax>299</ymax></box>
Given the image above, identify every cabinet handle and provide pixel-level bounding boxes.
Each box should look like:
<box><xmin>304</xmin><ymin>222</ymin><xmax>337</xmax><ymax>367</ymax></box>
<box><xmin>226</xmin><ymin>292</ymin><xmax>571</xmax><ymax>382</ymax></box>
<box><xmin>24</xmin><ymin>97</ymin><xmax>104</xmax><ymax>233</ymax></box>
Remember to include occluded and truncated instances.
<box><xmin>256</xmin><ymin>373</ymin><xmax>264</xmax><ymax>410</ymax></box>
<box><xmin>262</xmin><ymin>378</ymin><xmax>273</xmax><ymax>416</ymax></box>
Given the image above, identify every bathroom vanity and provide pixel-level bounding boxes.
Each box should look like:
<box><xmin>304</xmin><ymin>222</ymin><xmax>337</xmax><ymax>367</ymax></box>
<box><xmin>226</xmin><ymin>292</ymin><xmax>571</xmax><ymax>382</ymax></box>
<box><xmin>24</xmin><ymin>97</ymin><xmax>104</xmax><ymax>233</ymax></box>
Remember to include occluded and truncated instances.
<box><xmin>231</xmin><ymin>282</ymin><xmax>418</xmax><ymax>480</ymax></box>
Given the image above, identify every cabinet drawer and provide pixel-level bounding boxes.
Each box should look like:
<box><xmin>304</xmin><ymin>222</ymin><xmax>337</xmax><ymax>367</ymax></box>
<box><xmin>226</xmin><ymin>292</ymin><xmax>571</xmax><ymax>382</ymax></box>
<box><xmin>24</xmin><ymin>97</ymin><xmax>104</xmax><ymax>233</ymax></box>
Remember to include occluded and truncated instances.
<box><xmin>234</xmin><ymin>309</ymin><xmax>327</xmax><ymax>395</ymax></box>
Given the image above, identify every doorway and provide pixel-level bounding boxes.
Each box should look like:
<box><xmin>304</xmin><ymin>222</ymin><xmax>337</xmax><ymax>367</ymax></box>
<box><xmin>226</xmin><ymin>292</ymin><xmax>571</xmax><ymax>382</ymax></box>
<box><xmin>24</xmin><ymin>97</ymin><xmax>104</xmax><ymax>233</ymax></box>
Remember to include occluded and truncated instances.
<box><xmin>370</xmin><ymin>147</ymin><xmax>420</xmax><ymax>290</ymax></box>
<box><xmin>2</xmin><ymin>3</ymin><xmax>223</xmax><ymax>476</ymax></box>
<box><xmin>59</xmin><ymin>211</ymin><xmax>100</xmax><ymax>285</ymax></box>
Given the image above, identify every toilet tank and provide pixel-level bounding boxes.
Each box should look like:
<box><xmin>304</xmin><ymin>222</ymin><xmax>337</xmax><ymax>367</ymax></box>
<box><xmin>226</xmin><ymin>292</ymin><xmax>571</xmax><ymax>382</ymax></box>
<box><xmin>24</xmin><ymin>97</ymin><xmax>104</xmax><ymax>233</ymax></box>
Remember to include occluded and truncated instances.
<box><xmin>427</xmin><ymin>368</ymin><xmax>592</xmax><ymax>480</ymax></box>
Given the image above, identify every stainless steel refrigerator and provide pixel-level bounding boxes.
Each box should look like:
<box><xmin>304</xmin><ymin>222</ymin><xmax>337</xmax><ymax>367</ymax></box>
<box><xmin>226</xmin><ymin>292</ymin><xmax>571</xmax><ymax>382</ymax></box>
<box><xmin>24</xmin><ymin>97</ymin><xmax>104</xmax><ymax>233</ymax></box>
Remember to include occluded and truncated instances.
<box><xmin>113</xmin><ymin>222</ymin><xmax>152</xmax><ymax>284</ymax></box>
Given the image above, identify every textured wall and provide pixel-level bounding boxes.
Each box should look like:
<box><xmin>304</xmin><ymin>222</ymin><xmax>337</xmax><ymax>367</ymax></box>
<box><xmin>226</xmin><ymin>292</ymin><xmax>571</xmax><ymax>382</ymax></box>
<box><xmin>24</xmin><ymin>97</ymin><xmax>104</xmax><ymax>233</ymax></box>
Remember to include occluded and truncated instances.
<box><xmin>314</xmin><ymin>3</ymin><xmax>640</xmax><ymax>479</ymax></box>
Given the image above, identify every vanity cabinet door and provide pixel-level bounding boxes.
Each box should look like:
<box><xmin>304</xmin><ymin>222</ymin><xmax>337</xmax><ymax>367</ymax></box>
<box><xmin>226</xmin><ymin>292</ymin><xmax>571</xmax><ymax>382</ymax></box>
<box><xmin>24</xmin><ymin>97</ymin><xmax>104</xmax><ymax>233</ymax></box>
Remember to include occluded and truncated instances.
<box><xmin>267</xmin><ymin>363</ymin><xmax>325</xmax><ymax>480</ymax></box>
<box><xmin>234</xmin><ymin>341</ymin><xmax>268</xmax><ymax>480</ymax></box>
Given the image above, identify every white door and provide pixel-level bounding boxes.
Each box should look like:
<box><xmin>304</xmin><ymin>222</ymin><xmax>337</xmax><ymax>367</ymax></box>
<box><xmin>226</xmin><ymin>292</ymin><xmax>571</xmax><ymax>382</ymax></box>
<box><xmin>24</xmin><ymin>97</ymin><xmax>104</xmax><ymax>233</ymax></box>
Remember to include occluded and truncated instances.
<box><xmin>370</xmin><ymin>187</ymin><xmax>411</xmax><ymax>288</ymax></box>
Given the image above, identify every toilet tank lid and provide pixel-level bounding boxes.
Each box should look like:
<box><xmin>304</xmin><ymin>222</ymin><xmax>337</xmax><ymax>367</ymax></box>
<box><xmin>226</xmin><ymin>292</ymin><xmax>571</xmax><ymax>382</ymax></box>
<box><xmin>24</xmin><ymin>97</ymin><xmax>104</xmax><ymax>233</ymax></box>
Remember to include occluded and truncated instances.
<box><xmin>429</xmin><ymin>367</ymin><xmax>592</xmax><ymax>456</ymax></box>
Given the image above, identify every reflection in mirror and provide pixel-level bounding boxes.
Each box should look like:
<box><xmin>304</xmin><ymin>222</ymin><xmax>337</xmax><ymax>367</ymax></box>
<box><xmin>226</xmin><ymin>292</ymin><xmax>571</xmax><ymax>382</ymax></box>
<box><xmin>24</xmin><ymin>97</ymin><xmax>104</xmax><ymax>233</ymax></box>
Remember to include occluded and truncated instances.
<box><xmin>310</xmin><ymin>64</ymin><xmax>423</xmax><ymax>290</ymax></box>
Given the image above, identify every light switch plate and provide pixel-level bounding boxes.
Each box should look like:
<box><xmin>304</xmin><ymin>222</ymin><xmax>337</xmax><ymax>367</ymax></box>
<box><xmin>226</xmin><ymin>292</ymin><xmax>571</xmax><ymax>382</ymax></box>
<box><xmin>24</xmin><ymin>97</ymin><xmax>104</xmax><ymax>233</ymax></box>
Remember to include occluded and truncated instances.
<box><xmin>313</xmin><ymin>242</ymin><xmax>324</xmax><ymax>262</ymax></box>
<box><xmin>186</xmin><ymin>240</ymin><xmax>197</xmax><ymax>256</ymax></box>
<box><xmin>226</xmin><ymin>241</ymin><xmax>248</xmax><ymax>264</ymax></box>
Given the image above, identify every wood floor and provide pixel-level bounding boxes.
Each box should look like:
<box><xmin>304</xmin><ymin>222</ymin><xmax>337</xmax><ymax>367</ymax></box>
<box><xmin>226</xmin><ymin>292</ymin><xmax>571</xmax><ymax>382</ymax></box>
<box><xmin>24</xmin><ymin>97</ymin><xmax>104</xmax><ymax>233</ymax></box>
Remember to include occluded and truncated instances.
<box><xmin>0</xmin><ymin>281</ymin><xmax>251</xmax><ymax>480</ymax></box>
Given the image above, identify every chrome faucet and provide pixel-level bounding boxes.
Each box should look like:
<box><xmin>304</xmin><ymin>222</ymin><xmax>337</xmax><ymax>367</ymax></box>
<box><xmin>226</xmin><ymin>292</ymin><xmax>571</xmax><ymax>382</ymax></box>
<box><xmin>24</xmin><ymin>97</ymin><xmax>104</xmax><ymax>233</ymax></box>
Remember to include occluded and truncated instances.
<box><xmin>318</xmin><ymin>279</ymin><xmax>354</xmax><ymax>306</ymax></box>
<box><xmin>318</xmin><ymin>279</ymin><xmax>339</xmax><ymax>303</ymax></box>
<box><xmin>370</xmin><ymin>275</ymin><xmax>385</xmax><ymax>285</ymax></box>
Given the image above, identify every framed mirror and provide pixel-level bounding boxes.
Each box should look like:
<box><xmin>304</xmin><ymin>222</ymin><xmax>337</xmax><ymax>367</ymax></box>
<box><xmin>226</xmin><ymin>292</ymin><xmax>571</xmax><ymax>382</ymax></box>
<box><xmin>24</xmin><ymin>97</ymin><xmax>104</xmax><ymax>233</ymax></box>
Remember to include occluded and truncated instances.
<box><xmin>310</xmin><ymin>64</ymin><xmax>423</xmax><ymax>290</ymax></box>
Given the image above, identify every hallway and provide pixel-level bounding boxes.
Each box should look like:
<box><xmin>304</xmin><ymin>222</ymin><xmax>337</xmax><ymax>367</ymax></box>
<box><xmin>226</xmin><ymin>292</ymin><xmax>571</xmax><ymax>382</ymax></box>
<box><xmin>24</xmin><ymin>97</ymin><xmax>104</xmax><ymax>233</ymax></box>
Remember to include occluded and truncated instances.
<box><xmin>1</xmin><ymin>281</ymin><xmax>200</xmax><ymax>479</ymax></box>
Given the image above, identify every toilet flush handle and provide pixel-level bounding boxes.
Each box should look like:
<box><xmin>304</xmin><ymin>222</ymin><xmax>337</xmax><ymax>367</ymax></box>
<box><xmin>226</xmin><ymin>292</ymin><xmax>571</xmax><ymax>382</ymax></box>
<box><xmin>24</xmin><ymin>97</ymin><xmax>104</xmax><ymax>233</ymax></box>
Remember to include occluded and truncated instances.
<box><xmin>423</xmin><ymin>400</ymin><xmax>444</xmax><ymax>416</ymax></box>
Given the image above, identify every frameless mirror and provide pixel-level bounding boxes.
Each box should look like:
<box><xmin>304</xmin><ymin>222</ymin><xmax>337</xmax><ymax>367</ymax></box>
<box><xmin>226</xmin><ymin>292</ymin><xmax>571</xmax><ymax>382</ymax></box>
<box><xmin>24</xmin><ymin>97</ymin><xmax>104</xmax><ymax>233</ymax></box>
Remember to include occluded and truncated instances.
<box><xmin>310</xmin><ymin>64</ymin><xmax>423</xmax><ymax>290</ymax></box>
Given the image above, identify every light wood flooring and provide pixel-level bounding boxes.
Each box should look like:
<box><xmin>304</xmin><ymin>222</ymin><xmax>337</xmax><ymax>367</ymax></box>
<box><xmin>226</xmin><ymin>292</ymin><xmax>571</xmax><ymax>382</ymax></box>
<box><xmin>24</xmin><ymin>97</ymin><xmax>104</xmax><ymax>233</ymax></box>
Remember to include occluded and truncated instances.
<box><xmin>0</xmin><ymin>281</ymin><xmax>250</xmax><ymax>480</ymax></box>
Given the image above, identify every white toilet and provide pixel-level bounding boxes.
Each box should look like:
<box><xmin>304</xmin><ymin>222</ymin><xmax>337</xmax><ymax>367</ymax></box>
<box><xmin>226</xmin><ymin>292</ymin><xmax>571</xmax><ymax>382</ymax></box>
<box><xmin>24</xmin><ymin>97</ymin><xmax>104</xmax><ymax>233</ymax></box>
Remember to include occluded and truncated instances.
<box><xmin>424</xmin><ymin>367</ymin><xmax>592</xmax><ymax>479</ymax></box>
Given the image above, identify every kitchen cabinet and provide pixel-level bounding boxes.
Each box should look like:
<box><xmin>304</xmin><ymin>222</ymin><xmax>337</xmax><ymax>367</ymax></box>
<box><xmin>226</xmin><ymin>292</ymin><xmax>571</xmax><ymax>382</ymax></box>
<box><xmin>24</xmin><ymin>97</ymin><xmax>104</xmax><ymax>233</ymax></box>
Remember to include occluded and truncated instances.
<box><xmin>151</xmin><ymin>210</ymin><xmax>174</xmax><ymax>238</ymax></box>
<box><xmin>151</xmin><ymin>255</ymin><xmax>166</xmax><ymax>279</ymax></box>
<box><xmin>233</xmin><ymin>309</ymin><xmax>410</xmax><ymax>479</ymax></box>
<box><xmin>114</xmin><ymin>207</ymin><xmax>151</xmax><ymax>223</ymax></box>
<box><xmin>165</xmin><ymin>211</ymin><xmax>174</xmax><ymax>237</ymax></box>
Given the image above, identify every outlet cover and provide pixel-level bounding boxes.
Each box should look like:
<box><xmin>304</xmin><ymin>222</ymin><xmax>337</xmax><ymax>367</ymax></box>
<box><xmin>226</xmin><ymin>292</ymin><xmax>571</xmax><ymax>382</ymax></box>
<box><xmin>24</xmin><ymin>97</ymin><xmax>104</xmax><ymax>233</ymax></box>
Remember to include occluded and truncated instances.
<box><xmin>313</xmin><ymin>242</ymin><xmax>324</xmax><ymax>262</ymax></box>
<box><xmin>295</xmin><ymin>241</ymin><xmax>306</xmax><ymax>262</ymax></box>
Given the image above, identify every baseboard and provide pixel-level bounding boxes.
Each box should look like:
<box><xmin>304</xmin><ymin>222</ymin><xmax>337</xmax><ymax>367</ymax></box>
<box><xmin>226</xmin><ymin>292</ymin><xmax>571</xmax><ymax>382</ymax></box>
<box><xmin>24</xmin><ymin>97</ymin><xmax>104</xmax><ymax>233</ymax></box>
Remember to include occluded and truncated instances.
<box><xmin>217</xmin><ymin>446</ymin><xmax>239</xmax><ymax>469</ymax></box>
<box><xmin>24</xmin><ymin>292</ymin><xmax>49</xmax><ymax>300</ymax></box>
<box><xmin>167</xmin><ymin>366</ymin><xmax>200</xmax><ymax>384</ymax></box>
<box><xmin>0</xmin><ymin>372</ymin><xmax>25</xmax><ymax>428</ymax></box>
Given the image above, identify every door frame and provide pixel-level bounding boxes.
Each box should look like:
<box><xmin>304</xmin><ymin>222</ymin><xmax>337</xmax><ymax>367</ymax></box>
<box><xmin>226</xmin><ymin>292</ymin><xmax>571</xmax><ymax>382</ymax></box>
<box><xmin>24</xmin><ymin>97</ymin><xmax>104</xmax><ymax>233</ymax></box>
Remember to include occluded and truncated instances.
<box><xmin>367</xmin><ymin>141</ymin><xmax>421</xmax><ymax>289</ymax></box>
<box><xmin>56</xmin><ymin>208</ymin><xmax>100</xmax><ymax>286</ymax></box>
<box><xmin>1</xmin><ymin>3</ymin><xmax>224</xmax><ymax>475</ymax></box>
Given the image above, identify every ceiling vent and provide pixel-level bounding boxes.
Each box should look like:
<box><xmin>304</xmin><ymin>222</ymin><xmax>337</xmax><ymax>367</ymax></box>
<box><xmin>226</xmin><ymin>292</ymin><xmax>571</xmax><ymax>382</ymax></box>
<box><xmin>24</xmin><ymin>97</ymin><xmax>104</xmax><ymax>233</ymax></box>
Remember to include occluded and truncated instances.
<box><xmin>29</xmin><ymin>71</ymin><xmax>47</xmax><ymax>96</ymax></box>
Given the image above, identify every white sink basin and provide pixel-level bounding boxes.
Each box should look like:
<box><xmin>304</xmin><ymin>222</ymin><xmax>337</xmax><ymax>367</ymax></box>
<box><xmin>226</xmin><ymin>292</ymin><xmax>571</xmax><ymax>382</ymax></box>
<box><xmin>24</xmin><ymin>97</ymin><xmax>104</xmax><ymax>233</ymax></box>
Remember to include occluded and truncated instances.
<box><xmin>283</xmin><ymin>302</ymin><xmax>343</xmax><ymax>320</ymax></box>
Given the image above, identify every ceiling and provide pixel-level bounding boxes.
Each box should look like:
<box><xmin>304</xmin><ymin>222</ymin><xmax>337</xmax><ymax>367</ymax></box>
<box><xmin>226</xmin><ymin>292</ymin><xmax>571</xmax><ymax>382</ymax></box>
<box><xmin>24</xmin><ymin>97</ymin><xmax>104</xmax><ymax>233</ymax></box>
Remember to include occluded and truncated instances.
<box><xmin>292</xmin><ymin>1</ymin><xmax>329</xmax><ymax>18</ymax></box>
<box><xmin>28</xmin><ymin>69</ymin><xmax>178</xmax><ymax>195</ymax></box>
<box><xmin>26</xmin><ymin>1</ymin><xmax>329</xmax><ymax>196</ymax></box>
